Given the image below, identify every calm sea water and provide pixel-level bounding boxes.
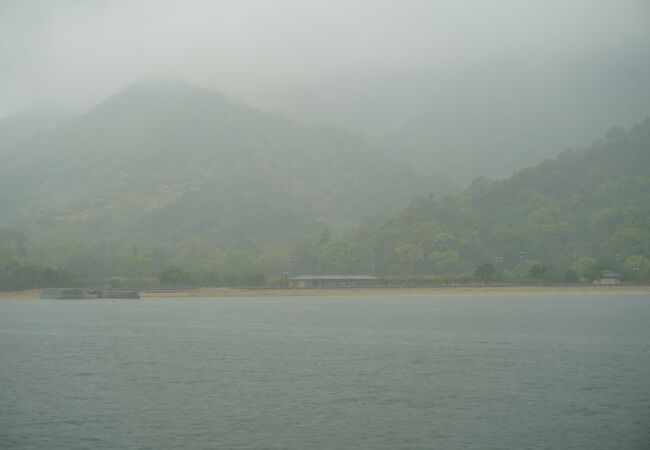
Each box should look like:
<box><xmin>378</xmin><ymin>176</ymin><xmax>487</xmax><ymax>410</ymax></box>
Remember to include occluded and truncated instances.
<box><xmin>1</xmin><ymin>294</ymin><xmax>649</xmax><ymax>449</ymax></box>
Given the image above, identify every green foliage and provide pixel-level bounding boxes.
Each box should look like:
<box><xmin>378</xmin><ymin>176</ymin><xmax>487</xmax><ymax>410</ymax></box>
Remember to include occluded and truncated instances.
<box><xmin>561</xmin><ymin>268</ymin><xmax>579</xmax><ymax>283</ymax></box>
<box><xmin>571</xmin><ymin>257</ymin><xmax>603</xmax><ymax>281</ymax></box>
<box><xmin>0</xmin><ymin>229</ymin><xmax>26</xmax><ymax>258</ymax></box>
<box><xmin>158</xmin><ymin>267</ymin><xmax>192</xmax><ymax>288</ymax></box>
<box><xmin>528</xmin><ymin>263</ymin><xmax>548</xmax><ymax>283</ymax></box>
<box><xmin>222</xmin><ymin>251</ymin><xmax>255</xmax><ymax>275</ymax></box>
<box><xmin>0</xmin><ymin>82</ymin><xmax>457</xmax><ymax>283</ymax></box>
<box><xmin>1</xmin><ymin>84</ymin><xmax>648</xmax><ymax>285</ymax></box>
<box><xmin>0</xmin><ymin>258</ymin><xmax>78</xmax><ymax>291</ymax></box>
<box><xmin>199</xmin><ymin>270</ymin><xmax>221</xmax><ymax>287</ymax></box>
<box><xmin>624</xmin><ymin>255</ymin><xmax>650</xmax><ymax>282</ymax></box>
<box><xmin>0</xmin><ymin>82</ymin><xmax>453</xmax><ymax>253</ymax></box>
<box><xmin>474</xmin><ymin>263</ymin><xmax>496</xmax><ymax>282</ymax></box>
<box><xmin>300</xmin><ymin>120</ymin><xmax>650</xmax><ymax>279</ymax></box>
<box><xmin>0</xmin><ymin>230</ymin><xmax>76</xmax><ymax>291</ymax></box>
<box><xmin>244</xmin><ymin>272</ymin><xmax>266</xmax><ymax>287</ymax></box>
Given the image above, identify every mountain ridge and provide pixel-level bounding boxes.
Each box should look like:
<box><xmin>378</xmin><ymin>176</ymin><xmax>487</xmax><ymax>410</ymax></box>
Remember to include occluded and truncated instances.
<box><xmin>0</xmin><ymin>80</ymin><xmax>453</xmax><ymax>254</ymax></box>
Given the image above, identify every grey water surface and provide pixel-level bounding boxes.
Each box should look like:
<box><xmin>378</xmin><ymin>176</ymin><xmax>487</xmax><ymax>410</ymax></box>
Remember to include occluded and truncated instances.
<box><xmin>1</xmin><ymin>295</ymin><xmax>649</xmax><ymax>449</ymax></box>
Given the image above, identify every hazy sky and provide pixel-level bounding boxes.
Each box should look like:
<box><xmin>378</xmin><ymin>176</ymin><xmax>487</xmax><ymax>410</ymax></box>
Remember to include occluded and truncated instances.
<box><xmin>1</xmin><ymin>0</ymin><xmax>648</xmax><ymax>118</ymax></box>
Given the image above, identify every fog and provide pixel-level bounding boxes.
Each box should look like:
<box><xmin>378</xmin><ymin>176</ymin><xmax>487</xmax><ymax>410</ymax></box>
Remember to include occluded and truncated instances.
<box><xmin>1</xmin><ymin>0</ymin><xmax>650</xmax><ymax>286</ymax></box>
<box><xmin>1</xmin><ymin>0</ymin><xmax>648</xmax><ymax>118</ymax></box>
<box><xmin>3</xmin><ymin>5</ymin><xmax>650</xmax><ymax>447</ymax></box>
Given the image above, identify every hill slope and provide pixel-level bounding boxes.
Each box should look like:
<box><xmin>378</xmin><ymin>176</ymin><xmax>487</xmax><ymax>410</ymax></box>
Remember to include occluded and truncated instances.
<box><xmin>0</xmin><ymin>81</ymin><xmax>452</xmax><ymax>274</ymax></box>
<box><xmin>299</xmin><ymin>119</ymin><xmax>650</xmax><ymax>279</ymax></box>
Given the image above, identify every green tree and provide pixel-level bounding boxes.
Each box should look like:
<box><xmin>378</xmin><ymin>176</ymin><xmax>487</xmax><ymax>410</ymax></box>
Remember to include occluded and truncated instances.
<box><xmin>223</xmin><ymin>251</ymin><xmax>255</xmax><ymax>275</ymax></box>
<box><xmin>158</xmin><ymin>267</ymin><xmax>191</xmax><ymax>287</ymax></box>
<box><xmin>0</xmin><ymin>229</ymin><xmax>26</xmax><ymax>258</ymax></box>
<box><xmin>318</xmin><ymin>226</ymin><xmax>332</xmax><ymax>245</ymax></box>
<box><xmin>561</xmin><ymin>268</ymin><xmax>578</xmax><ymax>283</ymax></box>
<box><xmin>244</xmin><ymin>272</ymin><xmax>266</xmax><ymax>287</ymax></box>
<box><xmin>571</xmin><ymin>257</ymin><xmax>607</xmax><ymax>281</ymax></box>
<box><xmin>0</xmin><ymin>258</ymin><xmax>78</xmax><ymax>291</ymax></box>
<box><xmin>624</xmin><ymin>255</ymin><xmax>650</xmax><ymax>282</ymax></box>
<box><xmin>474</xmin><ymin>263</ymin><xmax>496</xmax><ymax>282</ymax></box>
<box><xmin>201</xmin><ymin>270</ymin><xmax>221</xmax><ymax>287</ymax></box>
<box><xmin>528</xmin><ymin>263</ymin><xmax>547</xmax><ymax>283</ymax></box>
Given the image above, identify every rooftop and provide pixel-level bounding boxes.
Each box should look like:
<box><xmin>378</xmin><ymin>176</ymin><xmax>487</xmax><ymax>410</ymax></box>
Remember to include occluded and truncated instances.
<box><xmin>289</xmin><ymin>275</ymin><xmax>379</xmax><ymax>281</ymax></box>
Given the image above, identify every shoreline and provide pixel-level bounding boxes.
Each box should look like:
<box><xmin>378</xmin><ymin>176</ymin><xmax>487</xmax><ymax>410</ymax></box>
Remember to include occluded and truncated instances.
<box><xmin>1</xmin><ymin>285</ymin><xmax>649</xmax><ymax>299</ymax></box>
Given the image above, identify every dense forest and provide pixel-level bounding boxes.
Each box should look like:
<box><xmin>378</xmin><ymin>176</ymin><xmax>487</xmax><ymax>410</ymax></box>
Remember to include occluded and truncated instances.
<box><xmin>0</xmin><ymin>82</ymin><xmax>648</xmax><ymax>289</ymax></box>
<box><xmin>0</xmin><ymin>82</ymin><xmax>452</xmax><ymax>288</ymax></box>
<box><xmin>0</xmin><ymin>81</ymin><xmax>453</xmax><ymax>235</ymax></box>
<box><xmin>298</xmin><ymin>119</ymin><xmax>650</xmax><ymax>283</ymax></box>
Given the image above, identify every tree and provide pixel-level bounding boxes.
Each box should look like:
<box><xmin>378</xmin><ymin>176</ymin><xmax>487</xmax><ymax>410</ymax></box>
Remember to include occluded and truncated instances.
<box><xmin>528</xmin><ymin>263</ymin><xmax>547</xmax><ymax>283</ymax></box>
<box><xmin>244</xmin><ymin>272</ymin><xmax>266</xmax><ymax>287</ymax></box>
<box><xmin>561</xmin><ymin>268</ymin><xmax>578</xmax><ymax>283</ymax></box>
<box><xmin>201</xmin><ymin>270</ymin><xmax>221</xmax><ymax>287</ymax></box>
<box><xmin>571</xmin><ymin>257</ymin><xmax>604</xmax><ymax>281</ymax></box>
<box><xmin>0</xmin><ymin>258</ymin><xmax>78</xmax><ymax>291</ymax></box>
<box><xmin>318</xmin><ymin>226</ymin><xmax>332</xmax><ymax>245</ymax></box>
<box><xmin>474</xmin><ymin>263</ymin><xmax>496</xmax><ymax>282</ymax></box>
<box><xmin>0</xmin><ymin>229</ymin><xmax>26</xmax><ymax>258</ymax></box>
<box><xmin>624</xmin><ymin>255</ymin><xmax>650</xmax><ymax>282</ymax></box>
<box><xmin>222</xmin><ymin>251</ymin><xmax>255</xmax><ymax>275</ymax></box>
<box><xmin>158</xmin><ymin>267</ymin><xmax>191</xmax><ymax>287</ymax></box>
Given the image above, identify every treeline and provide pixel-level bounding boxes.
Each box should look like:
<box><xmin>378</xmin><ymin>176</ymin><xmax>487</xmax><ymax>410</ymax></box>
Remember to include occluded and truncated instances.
<box><xmin>0</xmin><ymin>259</ymin><xmax>78</xmax><ymax>291</ymax></box>
<box><xmin>0</xmin><ymin>228</ymin><xmax>280</xmax><ymax>290</ymax></box>
<box><xmin>2</xmin><ymin>120</ymin><xmax>649</xmax><ymax>290</ymax></box>
<box><xmin>157</xmin><ymin>267</ymin><xmax>266</xmax><ymax>288</ymax></box>
<box><xmin>0</xmin><ymin>229</ymin><xmax>77</xmax><ymax>291</ymax></box>
<box><xmin>295</xmin><ymin>120</ymin><xmax>650</xmax><ymax>282</ymax></box>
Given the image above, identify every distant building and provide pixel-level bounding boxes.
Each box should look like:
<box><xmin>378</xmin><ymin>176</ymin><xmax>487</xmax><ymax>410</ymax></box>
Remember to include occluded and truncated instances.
<box><xmin>289</xmin><ymin>275</ymin><xmax>380</xmax><ymax>288</ymax></box>
<box><xmin>593</xmin><ymin>270</ymin><xmax>622</xmax><ymax>285</ymax></box>
<box><xmin>41</xmin><ymin>288</ymin><xmax>92</xmax><ymax>299</ymax></box>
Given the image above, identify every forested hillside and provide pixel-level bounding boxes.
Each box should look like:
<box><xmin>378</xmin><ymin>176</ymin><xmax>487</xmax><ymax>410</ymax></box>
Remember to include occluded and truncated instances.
<box><xmin>2</xmin><ymin>82</ymin><xmax>649</xmax><ymax>288</ymax></box>
<box><xmin>300</xmin><ymin>120</ymin><xmax>650</xmax><ymax>282</ymax></box>
<box><xmin>0</xmin><ymin>81</ymin><xmax>452</xmax><ymax>283</ymax></box>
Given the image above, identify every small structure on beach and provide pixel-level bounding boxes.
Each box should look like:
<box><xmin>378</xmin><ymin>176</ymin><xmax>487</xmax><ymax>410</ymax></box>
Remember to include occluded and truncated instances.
<box><xmin>41</xmin><ymin>288</ymin><xmax>93</xmax><ymax>299</ymax></box>
<box><xmin>289</xmin><ymin>275</ymin><xmax>380</xmax><ymax>288</ymax></box>
<box><xmin>41</xmin><ymin>288</ymin><xmax>140</xmax><ymax>299</ymax></box>
<box><xmin>94</xmin><ymin>289</ymin><xmax>141</xmax><ymax>299</ymax></box>
<box><xmin>593</xmin><ymin>270</ymin><xmax>622</xmax><ymax>285</ymax></box>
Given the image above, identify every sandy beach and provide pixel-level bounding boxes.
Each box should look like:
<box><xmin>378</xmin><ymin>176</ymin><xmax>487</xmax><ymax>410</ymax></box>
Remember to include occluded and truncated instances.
<box><xmin>140</xmin><ymin>285</ymin><xmax>650</xmax><ymax>298</ymax></box>
<box><xmin>2</xmin><ymin>285</ymin><xmax>649</xmax><ymax>299</ymax></box>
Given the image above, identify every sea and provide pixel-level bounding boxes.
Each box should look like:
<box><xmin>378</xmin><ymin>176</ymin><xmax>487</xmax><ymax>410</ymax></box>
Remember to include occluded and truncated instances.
<box><xmin>1</xmin><ymin>294</ymin><xmax>649</xmax><ymax>449</ymax></box>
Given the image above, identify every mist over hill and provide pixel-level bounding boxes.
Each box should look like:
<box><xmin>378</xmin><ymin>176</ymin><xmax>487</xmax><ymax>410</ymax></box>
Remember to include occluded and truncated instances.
<box><xmin>0</xmin><ymin>106</ymin><xmax>67</xmax><ymax>155</ymax></box>
<box><xmin>0</xmin><ymin>81</ymin><xmax>454</xmax><ymax>279</ymax></box>
<box><xmin>1</xmin><ymin>88</ymin><xmax>649</xmax><ymax>285</ymax></box>
<box><xmin>3</xmin><ymin>7</ymin><xmax>650</xmax><ymax>450</ymax></box>
<box><xmin>263</xmin><ymin>51</ymin><xmax>650</xmax><ymax>184</ymax></box>
<box><xmin>1</xmin><ymin>0</ymin><xmax>648</xmax><ymax>287</ymax></box>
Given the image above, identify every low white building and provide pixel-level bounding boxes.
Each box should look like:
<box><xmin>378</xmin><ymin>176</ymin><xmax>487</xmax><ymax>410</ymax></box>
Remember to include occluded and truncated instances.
<box><xmin>593</xmin><ymin>270</ymin><xmax>622</xmax><ymax>285</ymax></box>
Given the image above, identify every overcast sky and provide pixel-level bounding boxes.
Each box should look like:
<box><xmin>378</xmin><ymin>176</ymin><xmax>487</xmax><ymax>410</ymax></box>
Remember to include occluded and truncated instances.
<box><xmin>1</xmin><ymin>0</ymin><xmax>648</xmax><ymax>118</ymax></box>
